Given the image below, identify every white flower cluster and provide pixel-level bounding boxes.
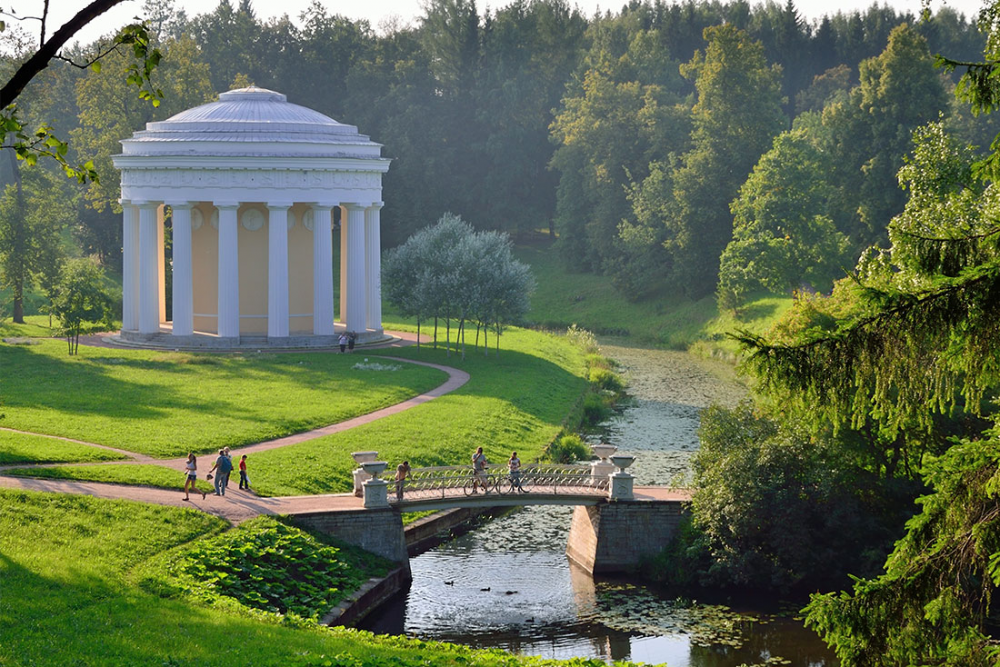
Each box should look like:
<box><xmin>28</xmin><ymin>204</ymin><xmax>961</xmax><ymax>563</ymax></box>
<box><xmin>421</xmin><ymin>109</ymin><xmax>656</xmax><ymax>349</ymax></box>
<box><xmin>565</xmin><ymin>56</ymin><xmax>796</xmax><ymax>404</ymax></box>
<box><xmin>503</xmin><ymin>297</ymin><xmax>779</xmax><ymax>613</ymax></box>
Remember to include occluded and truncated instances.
<box><xmin>352</xmin><ymin>360</ymin><xmax>402</xmax><ymax>372</ymax></box>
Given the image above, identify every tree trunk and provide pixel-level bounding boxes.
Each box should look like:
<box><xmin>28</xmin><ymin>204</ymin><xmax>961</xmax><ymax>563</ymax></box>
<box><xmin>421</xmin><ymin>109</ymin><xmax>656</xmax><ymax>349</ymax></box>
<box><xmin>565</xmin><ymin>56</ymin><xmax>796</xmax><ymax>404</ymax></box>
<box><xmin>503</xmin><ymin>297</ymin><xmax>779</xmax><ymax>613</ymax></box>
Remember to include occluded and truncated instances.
<box><xmin>433</xmin><ymin>315</ymin><xmax>438</xmax><ymax>349</ymax></box>
<box><xmin>12</xmin><ymin>293</ymin><xmax>24</xmax><ymax>324</ymax></box>
<box><xmin>459</xmin><ymin>319</ymin><xmax>466</xmax><ymax>361</ymax></box>
<box><xmin>416</xmin><ymin>318</ymin><xmax>421</xmax><ymax>350</ymax></box>
<box><xmin>495</xmin><ymin>322</ymin><xmax>500</xmax><ymax>356</ymax></box>
<box><xmin>445</xmin><ymin>312</ymin><xmax>451</xmax><ymax>357</ymax></box>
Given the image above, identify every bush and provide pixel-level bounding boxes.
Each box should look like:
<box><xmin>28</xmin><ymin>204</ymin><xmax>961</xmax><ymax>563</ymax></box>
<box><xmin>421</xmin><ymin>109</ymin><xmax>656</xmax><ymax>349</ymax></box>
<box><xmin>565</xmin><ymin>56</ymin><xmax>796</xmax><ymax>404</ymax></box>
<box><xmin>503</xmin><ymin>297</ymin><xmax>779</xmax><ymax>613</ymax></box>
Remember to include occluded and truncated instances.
<box><xmin>689</xmin><ymin>401</ymin><xmax>913</xmax><ymax>592</ymax></box>
<box><xmin>155</xmin><ymin>517</ymin><xmax>389</xmax><ymax>619</ymax></box>
<box><xmin>566</xmin><ymin>324</ymin><xmax>598</xmax><ymax>353</ymax></box>
<box><xmin>589</xmin><ymin>367</ymin><xmax>624</xmax><ymax>393</ymax></box>
<box><xmin>581</xmin><ymin>392</ymin><xmax>612</xmax><ymax>425</ymax></box>
<box><xmin>546</xmin><ymin>434</ymin><xmax>590</xmax><ymax>463</ymax></box>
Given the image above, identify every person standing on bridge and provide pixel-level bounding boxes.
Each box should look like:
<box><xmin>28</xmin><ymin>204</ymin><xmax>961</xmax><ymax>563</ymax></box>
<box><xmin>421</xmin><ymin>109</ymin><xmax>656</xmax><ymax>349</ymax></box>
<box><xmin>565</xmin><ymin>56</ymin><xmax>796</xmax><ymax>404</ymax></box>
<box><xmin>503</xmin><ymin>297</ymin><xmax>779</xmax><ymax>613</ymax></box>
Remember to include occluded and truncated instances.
<box><xmin>508</xmin><ymin>451</ymin><xmax>523</xmax><ymax>493</ymax></box>
<box><xmin>472</xmin><ymin>446</ymin><xmax>489</xmax><ymax>494</ymax></box>
<box><xmin>395</xmin><ymin>461</ymin><xmax>410</xmax><ymax>500</ymax></box>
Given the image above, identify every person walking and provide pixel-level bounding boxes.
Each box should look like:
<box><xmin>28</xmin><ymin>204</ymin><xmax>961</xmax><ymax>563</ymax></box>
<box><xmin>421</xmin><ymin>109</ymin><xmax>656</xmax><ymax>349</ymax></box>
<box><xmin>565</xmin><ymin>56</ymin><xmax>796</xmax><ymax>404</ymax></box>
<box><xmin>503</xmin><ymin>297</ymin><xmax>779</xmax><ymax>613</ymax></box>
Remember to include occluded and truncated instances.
<box><xmin>222</xmin><ymin>447</ymin><xmax>233</xmax><ymax>491</ymax></box>
<box><xmin>508</xmin><ymin>451</ymin><xmax>523</xmax><ymax>493</ymax></box>
<box><xmin>347</xmin><ymin>332</ymin><xmax>356</xmax><ymax>352</ymax></box>
<box><xmin>238</xmin><ymin>454</ymin><xmax>250</xmax><ymax>490</ymax></box>
<box><xmin>208</xmin><ymin>449</ymin><xmax>233</xmax><ymax>496</ymax></box>
<box><xmin>183</xmin><ymin>453</ymin><xmax>206</xmax><ymax>501</ymax></box>
<box><xmin>471</xmin><ymin>446</ymin><xmax>488</xmax><ymax>494</ymax></box>
<box><xmin>339</xmin><ymin>333</ymin><xmax>348</xmax><ymax>353</ymax></box>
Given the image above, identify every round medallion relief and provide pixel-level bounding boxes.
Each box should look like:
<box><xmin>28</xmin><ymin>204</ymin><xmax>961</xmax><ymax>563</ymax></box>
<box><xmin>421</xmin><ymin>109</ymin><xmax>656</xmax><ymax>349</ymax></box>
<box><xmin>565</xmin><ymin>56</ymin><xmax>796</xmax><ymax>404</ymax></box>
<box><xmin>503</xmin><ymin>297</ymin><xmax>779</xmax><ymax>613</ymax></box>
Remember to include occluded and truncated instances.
<box><xmin>302</xmin><ymin>209</ymin><xmax>314</xmax><ymax>231</ymax></box>
<box><xmin>191</xmin><ymin>208</ymin><xmax>204</xmax><ymax>230</ymax></box>
<box><xmin>241</xmin><ymin>209</ymin><xmax>265</xmax><ymax>231</ymax></box>
<box><xmin>210</xmin><ymin>210</ymin><xmax>220</xmax><ymax>230</ymax></box>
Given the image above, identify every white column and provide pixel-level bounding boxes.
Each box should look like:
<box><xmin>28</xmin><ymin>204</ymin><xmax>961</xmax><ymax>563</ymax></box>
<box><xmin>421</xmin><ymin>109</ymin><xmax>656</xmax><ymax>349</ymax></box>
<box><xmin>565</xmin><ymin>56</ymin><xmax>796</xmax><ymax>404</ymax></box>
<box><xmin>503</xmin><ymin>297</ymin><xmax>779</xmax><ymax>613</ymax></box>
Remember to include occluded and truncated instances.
<box><xmin>171</xmin><ymin>204</ymin><xmax>194</xmax><ymax>337</ymax></box>
<box><xmin>312</xmin><ymin>204</ymin><xmax>334</xmax><ymax>335</ymax></box>
<box><xmin>339</xmin><ymin>206</ymin><xmax>347</xmax><ymax>323</ymax></box>
<box><xmin>344</xmin><ymin>203</ymin><xmax>367</xmax><ymax>333</ymax></box>
<box><xmin>364</xmin><ymin>203</ymin><xmax>383</xmax><ymax>332</ymax></box>
<box><xmin>138</xmin><ymin>202</ymin><xmax>160</xmax><ymax>335</ymax></box>
<box><xmin>217</xmin><ymin>204</ymin><xmax>240</xmax><ymax>338</ymax></box>
<box><xmin>157</xmin><ymin>206</ymin><xmax>166</xmax><ymax>324</ymax></box>
<box><xmin>121</xmin><ymin>201</ymin><xmax>139</xmax><ymax>332</ymax></box>
<box><xmin>267</xmin><ymin>203</ymin><xmax>291</xmax><ymax>338</ymax></box>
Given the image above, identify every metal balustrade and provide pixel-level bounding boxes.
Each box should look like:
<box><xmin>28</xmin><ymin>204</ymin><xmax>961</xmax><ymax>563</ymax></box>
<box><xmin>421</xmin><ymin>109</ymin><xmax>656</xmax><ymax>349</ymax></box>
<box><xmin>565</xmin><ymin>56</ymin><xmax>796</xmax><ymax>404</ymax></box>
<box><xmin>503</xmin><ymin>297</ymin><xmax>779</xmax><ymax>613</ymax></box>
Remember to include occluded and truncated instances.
<box><xmin>388</xmin><ymin>463</ymin><xmax>609</xmax><ymax>503</ymax></box>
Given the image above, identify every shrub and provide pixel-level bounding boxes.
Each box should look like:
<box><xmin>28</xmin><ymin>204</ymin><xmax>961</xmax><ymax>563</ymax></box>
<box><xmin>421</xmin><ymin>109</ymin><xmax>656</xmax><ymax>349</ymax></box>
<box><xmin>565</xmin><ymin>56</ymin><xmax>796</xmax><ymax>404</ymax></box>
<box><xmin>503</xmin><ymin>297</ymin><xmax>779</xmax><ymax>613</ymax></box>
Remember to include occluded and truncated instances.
<box><xmin>581</xmin><ymin>392</ymin><xmax>612</xmax><ymax>425</ymax></box>
<box><xmin>546</xmin><ymin>433</ymin><xmax>590</xmax><ymax>463</ymax></box>
<box><xmin>157</xmin><ymin>517</ymin><xmax>388</xmax><ymax>619</ymax></box>
<box><xmin>588</xmin><ymin>367</ymin><xmax>623</xmax><ymax>393</ymax></box>
<box><xmin>566</xmin><ymin>324</ymin><xmax>598</xmax><ymax>353</ymax></box>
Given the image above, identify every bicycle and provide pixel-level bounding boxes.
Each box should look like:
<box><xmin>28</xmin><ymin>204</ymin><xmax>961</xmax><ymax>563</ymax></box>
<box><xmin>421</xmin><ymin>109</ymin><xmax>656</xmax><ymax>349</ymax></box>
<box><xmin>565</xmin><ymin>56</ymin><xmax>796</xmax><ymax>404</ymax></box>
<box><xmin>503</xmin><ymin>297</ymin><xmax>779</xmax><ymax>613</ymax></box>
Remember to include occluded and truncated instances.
<box><xmin>496</xmin><ymin>469</ymin><xmax>528</xmax><ymax>495</ymax></box>
<box><xmin>463</xmin><ymin>467</ymin><xmax>496</xmax><ymax>496</ymax></box>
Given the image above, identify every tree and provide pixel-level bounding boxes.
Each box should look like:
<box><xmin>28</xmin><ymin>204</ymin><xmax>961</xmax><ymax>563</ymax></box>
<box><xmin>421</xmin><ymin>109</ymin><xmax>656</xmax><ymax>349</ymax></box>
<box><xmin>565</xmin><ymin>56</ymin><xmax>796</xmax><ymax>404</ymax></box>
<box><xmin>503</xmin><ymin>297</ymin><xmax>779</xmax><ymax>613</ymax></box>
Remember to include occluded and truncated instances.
<box><xmin>734</xmin><ymin>75</ymin><xmax>1000</xmax><ymax>667</ymax></box>
<box><xmin>666</xmin><ymin>24</ymin><xmax>786</xmax><ymax>298</ymax></box>
<box><xmin>822</xmin><ymin>23</ymin><xmax>948</xmax><ymax>248</ymax></box>
<box><xmin>717</xmin><ymin>129</ymin><xmax>851</xmax><ymax>310</ymax></box>
<box><xmin>382</xmin><ymin>213</ymin><xmax>534</xmax><ymax>357</ymax></box>
<box><xmin>0</xmin><ymin>168</ymin><xmax>71</xmax><ymax>322</ymax></box>
<box><xmin>1</xmin><ymin>1</ymin><xmax>163</xmax><ymax>181</ymax></box>
<box><xmin>51</xmin><ymin>257</ymin><xmax>114</xmax><ymax>354</ymax></box>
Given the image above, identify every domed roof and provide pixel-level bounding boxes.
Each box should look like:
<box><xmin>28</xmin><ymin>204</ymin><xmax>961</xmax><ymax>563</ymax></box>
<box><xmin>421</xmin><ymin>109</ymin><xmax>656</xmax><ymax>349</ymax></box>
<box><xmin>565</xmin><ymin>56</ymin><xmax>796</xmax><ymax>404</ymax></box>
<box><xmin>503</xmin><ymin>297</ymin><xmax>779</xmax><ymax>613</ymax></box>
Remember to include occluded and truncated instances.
<box><xmin>119</xmin><ymin>87</ymin><xmax>382</xmax><ymax>159</ymax></box>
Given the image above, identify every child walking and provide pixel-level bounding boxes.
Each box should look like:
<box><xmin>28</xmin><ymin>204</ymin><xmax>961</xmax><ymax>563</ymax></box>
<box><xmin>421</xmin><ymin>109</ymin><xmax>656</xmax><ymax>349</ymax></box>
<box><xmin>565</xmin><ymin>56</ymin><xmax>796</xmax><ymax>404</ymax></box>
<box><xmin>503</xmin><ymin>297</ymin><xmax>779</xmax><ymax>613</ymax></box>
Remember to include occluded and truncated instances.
<box><xmin>238</xmin><ymin>454</ymin><xmax>250</xmax><ymax>490</ymax></box>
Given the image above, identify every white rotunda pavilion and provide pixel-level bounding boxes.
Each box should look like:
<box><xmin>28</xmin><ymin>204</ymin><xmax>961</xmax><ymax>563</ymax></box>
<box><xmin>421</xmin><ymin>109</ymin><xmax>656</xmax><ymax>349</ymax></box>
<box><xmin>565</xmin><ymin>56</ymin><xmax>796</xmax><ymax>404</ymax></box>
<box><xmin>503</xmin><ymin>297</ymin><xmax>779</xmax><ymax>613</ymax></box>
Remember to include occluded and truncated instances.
<box><xmin>112</xmin><ymin>87</ymin><xmax>389</xmax><ymax>348</ymax></box>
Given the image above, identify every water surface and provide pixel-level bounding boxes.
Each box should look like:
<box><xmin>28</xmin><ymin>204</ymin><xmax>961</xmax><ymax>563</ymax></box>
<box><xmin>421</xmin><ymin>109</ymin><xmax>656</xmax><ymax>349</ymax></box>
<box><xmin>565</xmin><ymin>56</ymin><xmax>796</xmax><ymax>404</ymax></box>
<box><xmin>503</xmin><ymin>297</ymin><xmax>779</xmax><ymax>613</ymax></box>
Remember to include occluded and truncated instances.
<box><xmin>361</xmin><ymin>343</ymin><xmax>837</xmax><ymax>666</ymax></box>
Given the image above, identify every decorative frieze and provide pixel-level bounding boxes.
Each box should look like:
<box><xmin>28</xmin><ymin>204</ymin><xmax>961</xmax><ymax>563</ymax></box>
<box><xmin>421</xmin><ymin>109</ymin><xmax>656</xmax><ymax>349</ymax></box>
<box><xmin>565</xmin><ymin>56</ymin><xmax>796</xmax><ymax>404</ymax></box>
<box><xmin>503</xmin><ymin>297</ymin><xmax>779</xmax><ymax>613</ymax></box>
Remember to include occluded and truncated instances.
<box><xmin>121</xmin><ymin>168</ymin><xmax>382</xmax><ymax>190</ymax></box>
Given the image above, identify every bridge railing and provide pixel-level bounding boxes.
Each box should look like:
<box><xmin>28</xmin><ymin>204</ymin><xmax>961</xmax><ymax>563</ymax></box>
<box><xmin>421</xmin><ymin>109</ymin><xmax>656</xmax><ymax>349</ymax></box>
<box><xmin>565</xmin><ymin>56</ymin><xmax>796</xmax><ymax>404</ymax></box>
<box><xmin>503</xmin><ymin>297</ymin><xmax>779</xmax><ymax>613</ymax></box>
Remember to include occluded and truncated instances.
<box><xmin>390</xmin><ymin>463</ymin><xmax>608</xmax><ymax>502</ymax></box>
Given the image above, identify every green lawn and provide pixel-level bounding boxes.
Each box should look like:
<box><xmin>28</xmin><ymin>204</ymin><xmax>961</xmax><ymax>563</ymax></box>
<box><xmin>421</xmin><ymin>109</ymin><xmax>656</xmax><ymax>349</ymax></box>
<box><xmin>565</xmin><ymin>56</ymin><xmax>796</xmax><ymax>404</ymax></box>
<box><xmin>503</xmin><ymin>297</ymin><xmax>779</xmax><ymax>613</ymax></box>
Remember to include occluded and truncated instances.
<box><xmin>0</xmin><ymin>314</ymin><xmax>55</xmax><ymax>338</ymax></box>
<box><xmin>0</xmin><ymin>430</ymin><xmax>128</xmax><ymax>465</ymax></box>
<box><xmin>516</xmin><ymin>242</ymin><xmax>793</xmax><ymax>352</ymax></box>
<box><xmin>3</xmin><ymin>463</ymin><xmax>215</xmax><ymax>494</ymax></box>
<box><xmin>0</xmin><ymin>339</ymin><xmax>446</xmax><ymax>457</ymax></box>
<box><xmin>247</xmin><ymin>326</ymin><xmax>590</xmax><ymax>496</ymax></box>
<box><xmin>0</xmin><ymin>489</ymin><xmax>634</xmax><ymax>667</ymax></box>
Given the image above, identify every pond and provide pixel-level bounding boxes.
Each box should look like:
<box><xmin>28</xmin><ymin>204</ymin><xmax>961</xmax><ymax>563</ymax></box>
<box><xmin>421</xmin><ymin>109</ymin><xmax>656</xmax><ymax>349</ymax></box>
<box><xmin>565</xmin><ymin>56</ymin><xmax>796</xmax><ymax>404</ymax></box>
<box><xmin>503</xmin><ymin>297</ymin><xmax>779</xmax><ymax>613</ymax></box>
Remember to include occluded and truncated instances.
<box><xmin>360</xmin><ymin>342</ymin><xmax>838</xmax><ymax>666</ymax></box>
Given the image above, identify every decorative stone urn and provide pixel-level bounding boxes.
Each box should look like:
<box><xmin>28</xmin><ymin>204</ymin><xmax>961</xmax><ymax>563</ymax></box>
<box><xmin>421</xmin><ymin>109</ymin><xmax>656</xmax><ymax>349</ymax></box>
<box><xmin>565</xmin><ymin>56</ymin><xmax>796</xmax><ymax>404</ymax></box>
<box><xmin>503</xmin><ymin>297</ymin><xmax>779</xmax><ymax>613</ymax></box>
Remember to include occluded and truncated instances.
<box><xmin>352</xmin><ymin>451</ymin><xmax>379</xmax><ymax>496</ymax></box>
<box><xmin>361</xmin><ymin>461</ymin><xmax>390</xmax><ymax>509</ymax></box>
<box><xmin>608</xmin><ymin>454</ymin><xmax>636</xmax><ymax>501</ymax></box>
<box><xmin>590</xmin><ymin>443</ymin><xmax>618</xmax><ymax>486</ymax></box>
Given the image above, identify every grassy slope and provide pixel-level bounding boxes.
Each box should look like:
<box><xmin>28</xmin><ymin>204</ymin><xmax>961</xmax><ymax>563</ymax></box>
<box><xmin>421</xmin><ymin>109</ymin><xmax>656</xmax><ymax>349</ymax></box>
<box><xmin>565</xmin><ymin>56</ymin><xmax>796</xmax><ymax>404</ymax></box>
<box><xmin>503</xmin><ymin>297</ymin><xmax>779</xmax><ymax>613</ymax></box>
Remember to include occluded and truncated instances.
<box><xmin>516</xmin><ymin>242</ymin><xmax>792</xmax><ymax>353</ymax></box>
<box><xmin>0</xmin><ymin>430</ymin><xmax>128</xmax><ymax>465</ymax></box>
<box><xmin>247</xmin><ymin>326</ymin><xmax>588</xmax><ymax>496</ymax></box>
<box><xmin>0</xmin><ymin>489</ymin><xmax>631</xmax><ymax>667</ymax></box>
<box><xmin>0</xmin><ymin>339</ymin><xmax>445</xmax><ymax>457</ymax></box>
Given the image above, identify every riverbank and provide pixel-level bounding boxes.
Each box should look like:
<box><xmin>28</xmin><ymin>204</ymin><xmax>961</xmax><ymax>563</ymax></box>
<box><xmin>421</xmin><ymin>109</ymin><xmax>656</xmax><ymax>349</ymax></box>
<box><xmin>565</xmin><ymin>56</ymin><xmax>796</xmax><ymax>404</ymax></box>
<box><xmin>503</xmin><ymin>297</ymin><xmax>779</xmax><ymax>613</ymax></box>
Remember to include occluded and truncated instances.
<box><xmin>516</xmin><ymin>242</ymin><xmax>793</xmax><ymax>356</ymax></box>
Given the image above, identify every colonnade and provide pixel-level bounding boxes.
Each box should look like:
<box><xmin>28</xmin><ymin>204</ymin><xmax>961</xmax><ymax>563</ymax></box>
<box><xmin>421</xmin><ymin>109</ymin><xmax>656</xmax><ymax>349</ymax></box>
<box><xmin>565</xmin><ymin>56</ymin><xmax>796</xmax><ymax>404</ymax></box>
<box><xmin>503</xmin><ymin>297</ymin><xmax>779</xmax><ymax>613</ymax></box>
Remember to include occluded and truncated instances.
<box><xmin>120</xmin><ymin>200</ymin><xmax>383</xmax><ymax>340</ymax></box>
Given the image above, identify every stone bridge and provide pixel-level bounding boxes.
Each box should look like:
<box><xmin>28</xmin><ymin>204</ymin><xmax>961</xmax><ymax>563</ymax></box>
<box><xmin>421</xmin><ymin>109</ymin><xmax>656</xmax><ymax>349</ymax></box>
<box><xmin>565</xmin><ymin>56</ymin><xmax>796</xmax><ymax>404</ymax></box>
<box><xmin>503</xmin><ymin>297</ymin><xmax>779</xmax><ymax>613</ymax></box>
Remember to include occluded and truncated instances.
<box><xmin>290</xmin><ymin>450</ymin><xmax>692</xmax><ymax>579</ymax></box>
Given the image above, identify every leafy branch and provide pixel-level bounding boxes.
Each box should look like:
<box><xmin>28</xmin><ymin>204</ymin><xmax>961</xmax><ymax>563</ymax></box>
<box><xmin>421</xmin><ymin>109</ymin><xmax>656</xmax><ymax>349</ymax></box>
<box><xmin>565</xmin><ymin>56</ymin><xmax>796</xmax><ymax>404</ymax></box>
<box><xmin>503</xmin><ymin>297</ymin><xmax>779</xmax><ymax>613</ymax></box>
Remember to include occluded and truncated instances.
<box><xmin>0</xmin><ymin>1</ymin><xmax>163</xmax><ymax>182</ymax></box>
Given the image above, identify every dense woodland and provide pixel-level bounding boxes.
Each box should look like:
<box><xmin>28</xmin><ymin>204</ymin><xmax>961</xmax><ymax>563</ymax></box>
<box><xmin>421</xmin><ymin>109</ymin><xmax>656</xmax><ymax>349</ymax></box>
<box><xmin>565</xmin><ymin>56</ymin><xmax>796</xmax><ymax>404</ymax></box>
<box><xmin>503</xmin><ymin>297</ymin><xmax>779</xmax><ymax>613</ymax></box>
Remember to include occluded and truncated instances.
<box><xmin>0</xmin><ymin>0</ymin><xmax>992</xmax><ymax>314</ymax></box>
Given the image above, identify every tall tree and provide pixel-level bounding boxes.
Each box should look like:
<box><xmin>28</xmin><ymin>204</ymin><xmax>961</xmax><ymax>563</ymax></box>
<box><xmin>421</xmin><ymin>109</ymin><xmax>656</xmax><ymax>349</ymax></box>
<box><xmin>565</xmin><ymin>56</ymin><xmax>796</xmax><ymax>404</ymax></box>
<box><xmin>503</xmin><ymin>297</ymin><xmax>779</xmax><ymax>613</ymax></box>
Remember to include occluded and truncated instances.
<box><xmin>666</xmin><ymin>24</ymin><xmax>785</xmax><ymax>297</ymax></box>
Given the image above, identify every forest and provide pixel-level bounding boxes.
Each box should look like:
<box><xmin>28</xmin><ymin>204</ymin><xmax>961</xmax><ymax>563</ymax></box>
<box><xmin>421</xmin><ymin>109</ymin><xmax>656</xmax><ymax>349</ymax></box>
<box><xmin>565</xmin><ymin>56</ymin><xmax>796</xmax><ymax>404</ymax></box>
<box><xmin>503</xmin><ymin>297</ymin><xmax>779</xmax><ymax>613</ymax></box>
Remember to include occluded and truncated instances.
<box><xmin>1</xmin><ymin>0</ymin><xmax>992</xmax><ymax>313</ymax></box>
<box><xmin>7</xmin><ymin>0</ymin><xmax>1000</xmax><ymax>664</ymax></box>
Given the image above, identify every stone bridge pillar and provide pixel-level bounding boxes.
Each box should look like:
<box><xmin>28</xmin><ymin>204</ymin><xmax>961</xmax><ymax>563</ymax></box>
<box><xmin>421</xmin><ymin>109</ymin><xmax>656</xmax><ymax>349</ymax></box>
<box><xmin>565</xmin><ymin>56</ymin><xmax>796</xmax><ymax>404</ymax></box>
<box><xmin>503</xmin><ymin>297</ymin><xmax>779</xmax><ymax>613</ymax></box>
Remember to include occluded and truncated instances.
<box><xmin>291</xmin><ymin>509</ymin><xmax>410</xmax><ymax>579</ymax></box>
<box><xmin>566</xmin><ymin>499</ymin><xmax>688</xmax><ymax>574</ymax></box>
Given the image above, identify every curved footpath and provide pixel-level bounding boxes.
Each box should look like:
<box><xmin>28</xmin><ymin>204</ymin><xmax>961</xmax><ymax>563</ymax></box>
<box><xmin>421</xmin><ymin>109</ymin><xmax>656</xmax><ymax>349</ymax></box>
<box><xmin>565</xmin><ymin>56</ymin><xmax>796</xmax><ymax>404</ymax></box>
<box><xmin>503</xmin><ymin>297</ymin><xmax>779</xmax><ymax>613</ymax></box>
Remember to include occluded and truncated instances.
<box><xmin>0</xmin><ymin>331</ymin><xmax>469</xmax><ymax>523</ymax></box>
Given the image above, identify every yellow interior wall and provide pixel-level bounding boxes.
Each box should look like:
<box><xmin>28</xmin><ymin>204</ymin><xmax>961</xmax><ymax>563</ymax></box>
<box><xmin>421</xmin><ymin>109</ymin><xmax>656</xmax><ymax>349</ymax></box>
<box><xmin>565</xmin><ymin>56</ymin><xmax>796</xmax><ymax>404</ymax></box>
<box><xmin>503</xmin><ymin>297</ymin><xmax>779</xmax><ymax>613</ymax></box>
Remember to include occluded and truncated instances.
<box><xmin>192</xmin><ymin>203</ymin><xmax>218</xmax><ymax>334</ymax></box>
<box><xmin>289</xmin><ymin>204</ymin><xmax>315</xmax><ymax>334</ymax></box>
<box><xmin>238</xmin><ymin>204</ymin><xmax>268</xmax><ymax>335</ymax></box>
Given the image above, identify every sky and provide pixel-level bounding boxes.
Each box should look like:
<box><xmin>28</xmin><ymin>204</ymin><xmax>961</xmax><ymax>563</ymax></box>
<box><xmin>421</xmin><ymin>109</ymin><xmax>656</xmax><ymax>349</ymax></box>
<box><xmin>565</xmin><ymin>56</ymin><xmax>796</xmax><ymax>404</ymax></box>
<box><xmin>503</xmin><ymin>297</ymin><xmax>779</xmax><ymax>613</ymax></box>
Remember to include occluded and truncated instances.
<box><xmin>14</xmin><ymin>0</ymin><xmax>993</xmax><ymax>48</ymax></box>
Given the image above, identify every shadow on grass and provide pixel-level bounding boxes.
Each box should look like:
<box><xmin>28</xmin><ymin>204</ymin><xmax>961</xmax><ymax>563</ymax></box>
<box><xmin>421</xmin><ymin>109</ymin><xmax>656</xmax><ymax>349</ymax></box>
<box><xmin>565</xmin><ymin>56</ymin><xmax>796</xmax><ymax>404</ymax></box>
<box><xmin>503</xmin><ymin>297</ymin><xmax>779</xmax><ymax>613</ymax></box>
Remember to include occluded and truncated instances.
<box><xmin>734</xmin><ymin>300</ymin><xmax>780</xmax><ymax>323</ymax></box>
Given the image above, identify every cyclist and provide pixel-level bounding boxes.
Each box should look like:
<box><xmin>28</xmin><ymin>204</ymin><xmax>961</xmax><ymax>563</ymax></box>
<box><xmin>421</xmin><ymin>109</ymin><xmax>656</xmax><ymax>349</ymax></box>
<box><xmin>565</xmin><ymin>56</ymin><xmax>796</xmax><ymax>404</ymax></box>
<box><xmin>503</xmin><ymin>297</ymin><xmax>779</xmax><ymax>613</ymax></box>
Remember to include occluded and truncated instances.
<box><xmin>508</xmin><ymin>451</ymin><xmax>524</xmax><ymax>493</ymax></box>
<box><xmin>471</xmin><ymin>446</ymin><xmax>489</xmax><ymax>494</ymax></box>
